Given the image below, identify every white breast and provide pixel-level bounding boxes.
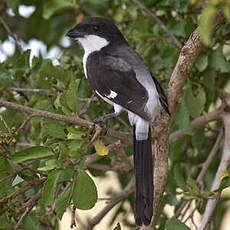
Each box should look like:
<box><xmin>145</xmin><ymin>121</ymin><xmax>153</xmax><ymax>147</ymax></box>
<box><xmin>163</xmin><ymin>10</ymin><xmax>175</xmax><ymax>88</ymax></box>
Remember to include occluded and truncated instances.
<box><xmin>77</xmin><ymin>35</ymin><xmax>109</xmax><ymax>78</ymax></box>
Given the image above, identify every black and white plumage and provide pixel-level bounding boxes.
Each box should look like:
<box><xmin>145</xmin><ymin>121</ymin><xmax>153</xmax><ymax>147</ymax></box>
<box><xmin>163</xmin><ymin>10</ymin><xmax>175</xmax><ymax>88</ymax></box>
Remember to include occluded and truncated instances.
<box><xmin>66</xmin><ymin>17</ymin><xmax>170</xmax><ymax>226</ymax></box>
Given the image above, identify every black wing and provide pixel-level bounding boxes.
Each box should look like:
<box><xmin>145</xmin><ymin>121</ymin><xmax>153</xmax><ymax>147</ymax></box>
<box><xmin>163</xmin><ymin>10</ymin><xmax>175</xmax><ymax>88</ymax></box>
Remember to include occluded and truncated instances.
<box><xmin>86</xmin><ymin>53</ymin><xmax>150</xmax><ymax>120</ymax></box>
<box><xmin>151</xmin><ymin>74</ymin><xmax>170</xmax><ymax>116</ymax></box>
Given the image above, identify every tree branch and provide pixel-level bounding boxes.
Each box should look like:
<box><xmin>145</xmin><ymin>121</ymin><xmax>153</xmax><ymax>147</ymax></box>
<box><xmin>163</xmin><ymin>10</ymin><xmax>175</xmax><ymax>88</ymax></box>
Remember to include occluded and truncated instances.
<box><xmin>198</xmin><ymin>112</ymin><xmax>230</xmax><ymax>230</ymax></box>
<box><xmin>0</xmin><ymin>100</ymin><xmax>93</xmax><ymax>127</ymax></box>
<box><xmin>196</xmin><ymin>128</ymin><xmax>224</xmax><ymax>184</ymax></box>
<box><xmin>0</xmin><ymin>114</ymin><xmax>11</xmax><ymax>134</ymax></box>
<box><xmin>151</xmin><ymin>12</ymin><xmax>225</xmax><ymax>227</ymax></box>
<box><xmin>175</xmin><ymin>129</ymin><xmax>223</xmax><ymax>222</ymax></box>
<box><xmin>169</xmin><ymin>107</ymin><xmax>223</xmax><ymax>144</ymax></box>
<box><xmin>83</xmin><ymin>177</ymin><xmax>135</xmax><ymax>230</ymax></box>
<box><xmin>0</xmin><ymin>16</ymin><xmax>22</xmax><ymax>52</ymax></box>
<box><xmin>0</xmin><ymin>100</ymin><xmax>132</xmax><ymax>143</ymax></box>
<box><xmin>14</xmin><ymin>189</ymin><xmax>42</xmax><ymax>230</ymax></box>
<box><xmin>8</xmin><ymin>87</ymin><xmax>56</xmax><ymax>96</ymax></box>
<box><xmin>0</xmin><ymin>177</ymin><xmax>46</xmax><ymax>205</ymax></box>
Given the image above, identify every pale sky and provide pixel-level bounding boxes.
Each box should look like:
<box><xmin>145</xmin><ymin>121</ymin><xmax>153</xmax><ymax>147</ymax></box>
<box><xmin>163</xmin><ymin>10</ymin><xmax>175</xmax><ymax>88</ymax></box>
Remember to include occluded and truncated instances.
<box><xmin>0</xmin><ymin>5</ymin><xmax>70</xmax><ymax>65</ymax></box>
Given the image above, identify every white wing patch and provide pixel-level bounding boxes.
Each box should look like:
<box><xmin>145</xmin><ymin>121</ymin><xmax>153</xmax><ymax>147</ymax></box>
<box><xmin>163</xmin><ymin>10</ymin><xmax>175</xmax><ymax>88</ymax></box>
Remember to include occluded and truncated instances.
<box><xmin>107</xmin><ymin>90</ymin><xmax>117</xmax><ymax>99</ymax></box>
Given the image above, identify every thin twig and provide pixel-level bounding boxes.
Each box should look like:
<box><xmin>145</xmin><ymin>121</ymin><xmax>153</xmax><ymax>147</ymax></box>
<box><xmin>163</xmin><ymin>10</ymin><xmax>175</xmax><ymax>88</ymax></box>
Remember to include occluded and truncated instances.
<box><xmin>0</xmin><ymin>114</ymin><xmax>11</xmax><ymax>134</ymax></box>
<box><xmin>83</xmin><ymin>177</ymin><xmax>135</xmax><ymax>230</ymax></box>
<box><xmin>176</xmin><ymin>129</ymin><xmax>223</xmax><ymax>222</ymax></box>
<box><xmin>169</xmin><ymin>108</ymin><xmax>223</xmax><ymax>144</ymax></box>
<box><xmin>196</xmin><ymin>128</ymin><xmax>224</xmax><ymax>184</ymax></box>
<box><xmin>198</xmin><ymin>112</ymin><xmax>230</xmax><ymax>230</ymax></box>
<box><xmin>183</xmin><ymin>201</ymin><xmax>200</xmax><ymax>224</ymax></box>
<box><xmin>16</xmin><ymin>114</ymin><xmax>36</xmax><ymax>133</ymax></box>
<box><xmin>79</xmin><ymin>92</ymin><xmax>96</xmax><ymax>115</ymax></box>
<box><xmin>180</xmin><ymin>200</ymin><xmax>192</xmax><ymax>221</ymax></box>
<box><xmin>0</xmin><ymin>16</ymin><xmax>22</xmax><ymax>52</ymax></box>
<box><xmin>84</xmin><ymin>140</ymin><xmax>122</xmax><ymax>169</ymax></box>
<box><xmin>131</xmin><ymin>0</ymin><xmax>182</xmax><ymax>48</ymax></box>
<box><xmin>70</xmin><ymin>205</ymin><xmax>76</xmax><ymax>229</ymax></box>
<box><xmin>84</xmin><ymin>124</ymin><xmax>103</xmax><ymax>154</ymax></box>
<box><xmin>0</xmin><ymin>177</ymin><xmax>46</xmax><ymax>204</ymax></box>
<box><xmin>14</xmin><ymin>189</ymin><xmax>42</xmax><ymax>230</ymax></box>
<box><xmin>175</xmin><ymin>200</ymin><xmax>190</xmax><ymax>218</ymax></box>
<box><xmin>116</xmin><ymin>116</ymin><xmax>132</xmax><ymax>130</ymax></box>
<box><xmin>9</xmin><ymin>87</ymin><xmax>56</xmax><ymax>96</ymax></box>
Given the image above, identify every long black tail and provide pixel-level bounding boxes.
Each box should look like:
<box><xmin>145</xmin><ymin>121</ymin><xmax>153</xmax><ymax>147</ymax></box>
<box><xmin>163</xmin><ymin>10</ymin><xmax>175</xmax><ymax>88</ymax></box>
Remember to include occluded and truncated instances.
<box><xmin>133</xmin><ymin>126</ymin><xmax>153</xmax><ymax>226</ymax></box>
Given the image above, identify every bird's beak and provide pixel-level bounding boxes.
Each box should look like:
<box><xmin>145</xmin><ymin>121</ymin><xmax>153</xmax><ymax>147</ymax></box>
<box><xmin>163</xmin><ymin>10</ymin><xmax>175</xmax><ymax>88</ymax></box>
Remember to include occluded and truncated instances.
<box><xmin>65</xmin><ymin>27</ymin><xmax>82</xmax><ymax>39</ymax></box>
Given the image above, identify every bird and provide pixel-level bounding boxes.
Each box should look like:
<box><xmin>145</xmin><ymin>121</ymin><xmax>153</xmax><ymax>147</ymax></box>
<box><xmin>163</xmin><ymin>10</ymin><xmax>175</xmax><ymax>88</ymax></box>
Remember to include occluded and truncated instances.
<box><xmin>66</xmin><ymin>17</ymin><xmax>170</xmax><ymax>227</ymax></box>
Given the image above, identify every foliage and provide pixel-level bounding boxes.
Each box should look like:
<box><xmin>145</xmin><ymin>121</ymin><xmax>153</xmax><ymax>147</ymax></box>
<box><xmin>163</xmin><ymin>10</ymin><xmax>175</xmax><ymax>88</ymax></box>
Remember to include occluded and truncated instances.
<box><xmin>0</xmin><ymin>0</ymin><xmax>230</xmax><ymax>230</ymax></box>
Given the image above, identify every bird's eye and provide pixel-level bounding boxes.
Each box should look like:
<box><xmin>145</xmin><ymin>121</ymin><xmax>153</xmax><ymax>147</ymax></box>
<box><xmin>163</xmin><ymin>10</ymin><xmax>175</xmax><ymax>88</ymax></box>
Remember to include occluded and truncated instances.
<box><xmin>93</xmin><ymin>25</ymin><xmax>100</xmax><ymax>32</ymax></box>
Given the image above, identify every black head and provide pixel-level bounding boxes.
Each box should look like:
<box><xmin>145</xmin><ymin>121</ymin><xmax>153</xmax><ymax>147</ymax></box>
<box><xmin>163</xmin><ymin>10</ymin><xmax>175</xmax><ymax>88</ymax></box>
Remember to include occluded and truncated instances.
<box><xmin>66</xmin><ymin>17</ymin><xmax>126</xmax><ymax>44</ymax></box>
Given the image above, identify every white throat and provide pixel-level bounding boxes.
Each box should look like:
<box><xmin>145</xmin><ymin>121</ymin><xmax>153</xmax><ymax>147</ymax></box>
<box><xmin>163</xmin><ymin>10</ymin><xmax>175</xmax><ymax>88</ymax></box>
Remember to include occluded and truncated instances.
<box><xmin>77</xmin><ymin>35</ymin><xmax>109</xmax><ymax>78</ymax></box>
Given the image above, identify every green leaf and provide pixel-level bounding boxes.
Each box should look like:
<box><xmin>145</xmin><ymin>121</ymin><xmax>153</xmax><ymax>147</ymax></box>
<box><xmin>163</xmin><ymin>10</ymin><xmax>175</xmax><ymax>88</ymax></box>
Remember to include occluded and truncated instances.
<box><xmin>209</xmin><ymin>47</ymin><xmax>230</xmax><ymax>73</ymax></box>
<box><xmin>23</xmin><ymin>212</ymin><xmax>43</xmax><ymax>230</ymax></box>
<box><xmin>175</xmin><ymin>103</ymin><xmax>193</xmax><ymax>135</ymax></box>
<box><xmin>42</xmin><ymin>170</ymin><xmax>61</xmax><ymax>206</ymax></box>
<box><xmin>0</xmin><ymin>213</ymin><xmax>12</xmax><ymax>229</ymax></box>
<box><xmin>195</xmin><ymin>53</ymin><xmax>208</xmax><ymax>72</ymax></box>
<box><xmin>184</xmin><ymin>83</ymin><xmax>206</xmax><ymax>118</ymax></box>
<box><xmin>201</xmin><ymin>190</ymin><xmax>213</xmax><ymax>199</ymax></box>
<box><xmin>66</xmin><ymin>79</ymin><xmax>81</xmax><ymax>112</ymax></box>
<box><xmin>199</xmin><ymin>5</ymin><xmax>217</xmax><ymax>46</ymax></box>
<box><xmin>12</xmin><ymin>146</ymin><xmax>54</xmax><ymax>163</ymax></box>
<box><xmin>170</xmin><ymin>21</ymin><xmax>185</xmax><ymax>37</ymax></box>
<box><xmin>43</xmin><ymin>0</ymin><xmax>76</xmax><ymax>19</ymax></box>
<box><xmin>223</xmin><ymin>5</ymin><xmax>230</xmax><ymax>20</ymax></box>
<box><xmin>34</xmin><ymin>59</ymin><xmax>70</xmax><ymax>88</ymax></box>
<box><xmin>217</xmin><ymin>175</ymin><xmax>230</xmax><ymax>191</ymax></box>
<box><xmin>42</xmin><ymin>119</ymin><xmax>66</xmax><ymax>139</ymax></box>
<box><xmin>183</xmin><ymin>192</ymin><xmax>200</xmax><ymax>200</ymax></box>
<box><xmin>6</xmin><ymin>0</ymin><xmax>20</xmax><ymax>13</ymax></box>
<box><xmin>187</xmin><ymin>177</ymin><xmax>199</xmax><ymax>194</ymax></box>
<box><xmin>173</xmin><ymin>165</ymin><xmax>186</xmax><ymax>190</ymax></box>
<box><xmin>15</xmin><ymin>50</ymin><xmax>31</xmax><ymax>74</ymax></box>
<box><xmin>38</xmin><ymin>159</ymin><xmax>59</xmax><ymax>171</ymax></box>
<box><xmin>72</xmin><ymin>169</ymin><xmax>98</xmax><ymax>210</ymax></box>
<box><xmin>192</xmin><ymin>128</ymin><xmax>204</xmax><ymax>149</ymax></box>
<box><xmin>166</xmin><ymin>217</ymin><xmax>191</xmax><ymax>230</ymax></box>
<box><xmin>55</xmin><ymin>186</ymin><xmax>72</xmax><ymax>219</ymax></box>
<box><xmin>170</xmin><ymin>138</ymin><xmax>185</xmax><ymax>163</ymax></box>
<box><xmin>68</xmin><ymin>140</ymin><xmax>85</xmax><ymax>161</ymax></box>
<box><xmin>113</xmin><ymin>223</ymin><xmax>121</xmax><ymax>230</ymax></box>
<box><xmin>0</xmin><ymin>68</ymin><xmax>13</xmax><ymax>89</ymax></box>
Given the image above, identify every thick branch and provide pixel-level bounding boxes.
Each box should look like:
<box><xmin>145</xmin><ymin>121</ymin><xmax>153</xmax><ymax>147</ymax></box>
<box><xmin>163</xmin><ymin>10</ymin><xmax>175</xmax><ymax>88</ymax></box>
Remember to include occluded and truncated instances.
<box><xmin>152</xmin><ymin>12</ymin><xmax>225</xmax><ymax>227</ymax></box>
<box><xmin>198</xmin><ymin>112</ymin><xmax>230</xmax><ymax>230</ymax></box>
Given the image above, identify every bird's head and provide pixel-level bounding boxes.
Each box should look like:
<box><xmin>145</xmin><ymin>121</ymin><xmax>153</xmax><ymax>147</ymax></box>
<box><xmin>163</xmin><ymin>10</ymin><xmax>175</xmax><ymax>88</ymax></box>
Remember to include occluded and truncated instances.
<box><xmin>66</xmin><ymin>17</ymin><xmax>126</xmax><ymax>52</ymax></box>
